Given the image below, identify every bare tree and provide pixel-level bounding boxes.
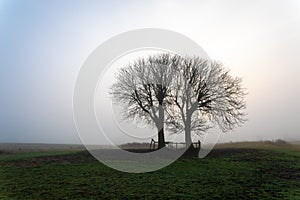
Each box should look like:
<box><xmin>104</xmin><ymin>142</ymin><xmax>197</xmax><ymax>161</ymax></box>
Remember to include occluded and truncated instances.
<box><xmin>111</xmin><ymin>53</ymin><xmax>180</xmax><ymax>148</ymax></box>
<box><xmin>167</xmin><ymin>57</ymin><xmax>247</xmax><ymax>147</ymax></box>
<box><xmin>111</xmin><ymin>53</ymin><xmax>246</xmax><ymax>149</ymax></box>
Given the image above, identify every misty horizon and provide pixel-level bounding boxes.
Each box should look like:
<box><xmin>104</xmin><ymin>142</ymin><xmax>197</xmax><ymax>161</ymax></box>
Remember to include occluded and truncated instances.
<box><xmin>1</xmin><ymin>0</ymin><xmax>299</xmax><ymax>145</ymax></box>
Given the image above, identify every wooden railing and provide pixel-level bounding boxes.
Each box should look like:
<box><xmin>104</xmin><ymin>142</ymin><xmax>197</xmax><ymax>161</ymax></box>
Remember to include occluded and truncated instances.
<box><xmin>149</xmin><ymin>139</ymin><xmax>201</xmax><ymax>150</ymax></box>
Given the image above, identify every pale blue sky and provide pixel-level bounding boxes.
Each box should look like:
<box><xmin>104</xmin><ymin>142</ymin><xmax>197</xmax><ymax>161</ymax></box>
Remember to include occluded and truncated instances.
<box><xmin>0</xmin><ymin>0</ymin><xmax>299</xmax><ymax>144</ymax></box>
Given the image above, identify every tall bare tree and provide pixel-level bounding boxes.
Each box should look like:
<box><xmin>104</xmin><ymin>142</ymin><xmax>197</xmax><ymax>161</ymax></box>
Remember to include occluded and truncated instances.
<box><xmin>111</xmin><ymin>53</ymin><xmax>180</xmax><ymax>148</ymax></box>
<box><xmin>167</xmin><ymin>57</ymin><xmax>247</xmax><ymax>146</ymax></box>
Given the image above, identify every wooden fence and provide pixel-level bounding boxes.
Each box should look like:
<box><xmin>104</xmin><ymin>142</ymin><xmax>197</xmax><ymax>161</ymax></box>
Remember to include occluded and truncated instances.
<box><xmin>149</xmin><ymin>139</ymin><xmax>201</xmax><ymax>150</ymax></box>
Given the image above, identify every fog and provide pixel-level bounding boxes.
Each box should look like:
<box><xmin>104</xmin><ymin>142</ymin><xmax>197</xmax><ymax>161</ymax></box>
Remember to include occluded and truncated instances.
<box><xmin>0</xmin><ymin>0</ymin><xmax>299</xmax><ymax>144</ymax></box>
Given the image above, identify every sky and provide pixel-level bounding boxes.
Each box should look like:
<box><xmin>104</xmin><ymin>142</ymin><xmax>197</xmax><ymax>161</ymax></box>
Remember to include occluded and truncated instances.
<box><xmin>0</xmin><ymin>0</ymin><xmax>299</xmax><ymax>144</ymax></box>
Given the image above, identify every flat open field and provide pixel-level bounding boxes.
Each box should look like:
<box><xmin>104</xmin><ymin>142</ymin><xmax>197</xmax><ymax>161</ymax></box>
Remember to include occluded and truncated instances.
<box><xmin>0</xmin><ymin>142</ymin><xmax>299</xmax><ymax>199</ymax></box>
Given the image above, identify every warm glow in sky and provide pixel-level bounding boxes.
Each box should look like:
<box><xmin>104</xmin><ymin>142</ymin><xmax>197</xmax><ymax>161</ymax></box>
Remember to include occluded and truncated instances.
<box><xmin>0</xmin><ymin>0</ymin><xmax>299</xmax><ymax>144</ymax></box>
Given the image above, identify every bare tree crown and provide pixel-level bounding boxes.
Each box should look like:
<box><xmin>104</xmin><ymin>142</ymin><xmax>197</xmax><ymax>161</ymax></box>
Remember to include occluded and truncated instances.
<box><xmin>111</xmin><ymin>53</ymin><xmax>247</xmax><ymax>143</ymax></box>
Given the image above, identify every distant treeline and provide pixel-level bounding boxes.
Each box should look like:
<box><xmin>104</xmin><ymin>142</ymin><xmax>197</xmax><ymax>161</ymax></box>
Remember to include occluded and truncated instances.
<box><xmin>119</xmin><ymin>142</ymin><xmax>150</xmax><ymax>149</ymax></box>
<box><xmin>0</xmin><ymin>143</ymin><xmax>85</xmax><ymax>153</ymax></box>
<box><xmin>120</xmin><ymin>139</ymin><xmax>294</xmax><ymax>150</ymax></box>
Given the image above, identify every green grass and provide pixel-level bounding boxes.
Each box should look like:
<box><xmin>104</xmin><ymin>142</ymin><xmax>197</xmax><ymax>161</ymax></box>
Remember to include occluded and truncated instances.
<box><xmin>0</xmin><ymin>146</ymin><xmax>299</xmax><ymax>199</ymax></box>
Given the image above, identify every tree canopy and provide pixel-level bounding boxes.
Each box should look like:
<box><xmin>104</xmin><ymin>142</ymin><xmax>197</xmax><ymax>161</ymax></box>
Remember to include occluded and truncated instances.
<box><xmin>111</xmin><ymin>53</ymin><xmax>247</xmax><ymax>147</ymax></box>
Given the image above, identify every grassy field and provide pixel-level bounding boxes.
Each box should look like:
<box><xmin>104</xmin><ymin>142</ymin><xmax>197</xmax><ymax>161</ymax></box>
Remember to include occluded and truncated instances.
<box><xmin>0</xmin><ymin>142</ymin><xmax>299</xmax><ymax>199</ymax></box>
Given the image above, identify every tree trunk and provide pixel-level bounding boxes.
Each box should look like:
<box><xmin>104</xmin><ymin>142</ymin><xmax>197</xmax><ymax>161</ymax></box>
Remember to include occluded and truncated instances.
<box><xmin>158</xmin><ymin>128</ymin><xmax>165</xmax><ymax>149</ymax></box>
<box><xmin>157</xmin><ymin>104</ymin><xmax>165</xmax><ymax>149</ymax></box>
<box><xmin>185</xmin><ymin>114</ymin><xmax>192</xmax><ymax>147</ymax></box>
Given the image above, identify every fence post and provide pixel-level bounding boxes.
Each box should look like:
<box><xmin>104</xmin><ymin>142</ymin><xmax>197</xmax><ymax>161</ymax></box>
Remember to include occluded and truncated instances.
<box><xmin>149</xmin><ymin>139</ymin><xmax>153</xmax><ymax>150</ymax></box>
<box><xmin>198</xmin><ymin>140</ymin><xmax>201</xmax><ymax>150</ymax></box>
